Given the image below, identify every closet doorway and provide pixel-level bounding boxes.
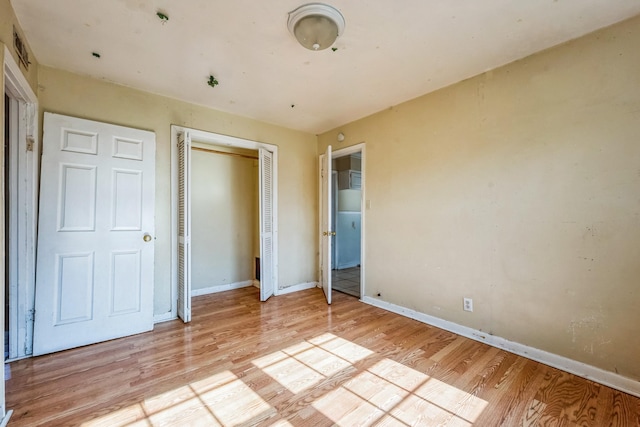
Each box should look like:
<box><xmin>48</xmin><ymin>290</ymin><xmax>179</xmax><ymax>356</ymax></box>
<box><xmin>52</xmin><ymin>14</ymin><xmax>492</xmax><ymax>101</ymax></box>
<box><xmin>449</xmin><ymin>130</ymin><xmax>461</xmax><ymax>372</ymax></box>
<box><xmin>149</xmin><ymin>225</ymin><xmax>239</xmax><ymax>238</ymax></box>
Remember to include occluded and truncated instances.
<box><xmin>171</xmin><ymin>127</ymin><xmax>278</xmax><ymax>322</ymax></box>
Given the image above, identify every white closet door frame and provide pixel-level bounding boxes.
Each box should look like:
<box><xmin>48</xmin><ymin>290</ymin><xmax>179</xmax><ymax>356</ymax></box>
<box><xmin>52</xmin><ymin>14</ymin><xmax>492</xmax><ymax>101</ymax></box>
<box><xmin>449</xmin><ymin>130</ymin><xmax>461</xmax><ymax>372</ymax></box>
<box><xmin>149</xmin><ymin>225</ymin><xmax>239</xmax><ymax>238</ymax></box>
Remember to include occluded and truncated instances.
<box><xmin>3</xmin><ymin>44</ymin><xmax>39</xmax><ymax>424</ymax></box>
<box><xmin>169</xmin><ymin>126</ymin><xmax>278</xmax><ymax>321</ymax></box>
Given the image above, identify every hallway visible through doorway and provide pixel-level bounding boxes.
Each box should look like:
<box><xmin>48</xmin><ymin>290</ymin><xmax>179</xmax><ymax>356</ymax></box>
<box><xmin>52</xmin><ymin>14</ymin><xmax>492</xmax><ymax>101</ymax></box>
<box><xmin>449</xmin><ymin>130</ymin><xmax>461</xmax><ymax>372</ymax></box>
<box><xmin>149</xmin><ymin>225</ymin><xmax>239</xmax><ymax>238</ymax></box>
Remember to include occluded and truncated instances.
<box><xmin>320</xmin><ymin>143</ymin><xmax>365</xmax><ymax>305</ymax></box>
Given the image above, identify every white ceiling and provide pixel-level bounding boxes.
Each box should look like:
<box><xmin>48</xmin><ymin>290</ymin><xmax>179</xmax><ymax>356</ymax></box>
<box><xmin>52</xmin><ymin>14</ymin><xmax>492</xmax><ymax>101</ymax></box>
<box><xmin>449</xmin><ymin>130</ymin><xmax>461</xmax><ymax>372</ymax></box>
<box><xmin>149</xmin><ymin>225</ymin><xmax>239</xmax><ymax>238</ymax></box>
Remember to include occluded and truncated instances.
<box><xmin>10</xmin><ymin>0</ymin><xmax>640</xmax><ymax>134</ymax></box>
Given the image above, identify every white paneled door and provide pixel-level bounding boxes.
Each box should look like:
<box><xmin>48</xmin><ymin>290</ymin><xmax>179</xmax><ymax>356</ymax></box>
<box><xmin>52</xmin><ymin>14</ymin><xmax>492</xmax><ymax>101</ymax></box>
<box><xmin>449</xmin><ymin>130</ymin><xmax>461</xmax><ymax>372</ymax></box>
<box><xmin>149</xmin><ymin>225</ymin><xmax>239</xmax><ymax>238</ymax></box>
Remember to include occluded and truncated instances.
<box><xmin>33</xmin><ymin>113</ymin><xmax>155</xmax><ymax>356</ymax></box>
<box><xmin>320</xmin><ymin>145</ymin><xmax>332</xmax><ymax>304</ymax></box>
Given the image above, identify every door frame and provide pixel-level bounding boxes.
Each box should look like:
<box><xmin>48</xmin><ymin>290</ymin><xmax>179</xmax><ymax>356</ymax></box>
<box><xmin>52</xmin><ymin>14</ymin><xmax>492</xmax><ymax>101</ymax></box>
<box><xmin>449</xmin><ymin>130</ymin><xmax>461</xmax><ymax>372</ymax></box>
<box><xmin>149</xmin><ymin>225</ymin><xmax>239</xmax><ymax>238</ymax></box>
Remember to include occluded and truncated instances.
<box><xmin>169</xmin><ymin>126</ymin><xmax>279</xmax><ymax>321</ymax></box>
<box><xmin>318</xmin><ymin>143</ymin><xmax>366</xmax><ymax>300</ymax></box>
<box><xmin>3</xmin><ymin>46</ymin><xmax>39</xmax><ymax>360</ymax></box>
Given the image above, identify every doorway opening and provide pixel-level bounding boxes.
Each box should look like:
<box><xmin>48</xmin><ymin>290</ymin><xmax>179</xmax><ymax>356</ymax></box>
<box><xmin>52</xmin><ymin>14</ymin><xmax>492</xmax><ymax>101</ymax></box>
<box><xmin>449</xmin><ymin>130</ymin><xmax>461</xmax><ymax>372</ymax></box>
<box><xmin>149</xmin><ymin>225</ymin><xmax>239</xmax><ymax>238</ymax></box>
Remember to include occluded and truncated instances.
<box><xmin>319</xmin><ymin>143</ymin><xmax>365</xmax><ymax>304</ymax></box>
<box><xmin>331</xmin><ymin>151</ymin><xmax>362</xmax><ymax>298</ymax></box>
<box><xmin>190</xmin><ymin>142</ymin><xmax>260</xmax><ymax>300</ymax></box>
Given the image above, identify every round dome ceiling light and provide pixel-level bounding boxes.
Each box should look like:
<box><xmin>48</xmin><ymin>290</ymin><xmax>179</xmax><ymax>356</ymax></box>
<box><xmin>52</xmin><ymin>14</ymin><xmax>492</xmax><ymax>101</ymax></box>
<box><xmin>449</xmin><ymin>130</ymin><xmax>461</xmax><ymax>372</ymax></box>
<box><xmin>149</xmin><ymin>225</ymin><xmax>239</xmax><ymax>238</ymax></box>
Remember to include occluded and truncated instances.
<box><xmin>287</xmin><ymin>3</ymin><xmax>345</xmax><ymax>51</ymax></box>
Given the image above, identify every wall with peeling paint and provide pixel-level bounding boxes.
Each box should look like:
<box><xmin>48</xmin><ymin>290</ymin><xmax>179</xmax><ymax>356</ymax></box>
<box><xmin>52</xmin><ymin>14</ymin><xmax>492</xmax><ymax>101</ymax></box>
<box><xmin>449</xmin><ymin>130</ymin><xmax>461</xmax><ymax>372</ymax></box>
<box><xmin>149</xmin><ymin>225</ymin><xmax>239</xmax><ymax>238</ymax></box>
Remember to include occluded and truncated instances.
<box><xmin>318</xmin><ymin>15</ymin><xmax>640</xmax><ymax>381</ymax></box>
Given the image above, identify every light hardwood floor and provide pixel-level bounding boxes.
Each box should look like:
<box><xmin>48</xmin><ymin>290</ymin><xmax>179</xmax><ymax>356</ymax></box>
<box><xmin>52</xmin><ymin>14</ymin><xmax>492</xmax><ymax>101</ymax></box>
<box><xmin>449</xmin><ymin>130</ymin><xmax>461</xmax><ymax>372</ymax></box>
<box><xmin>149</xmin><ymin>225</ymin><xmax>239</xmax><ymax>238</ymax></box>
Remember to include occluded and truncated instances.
<box><xmin>6</xmin><ymin>287</ymin><xmax>640</xmax><ymax>426</ymax></box>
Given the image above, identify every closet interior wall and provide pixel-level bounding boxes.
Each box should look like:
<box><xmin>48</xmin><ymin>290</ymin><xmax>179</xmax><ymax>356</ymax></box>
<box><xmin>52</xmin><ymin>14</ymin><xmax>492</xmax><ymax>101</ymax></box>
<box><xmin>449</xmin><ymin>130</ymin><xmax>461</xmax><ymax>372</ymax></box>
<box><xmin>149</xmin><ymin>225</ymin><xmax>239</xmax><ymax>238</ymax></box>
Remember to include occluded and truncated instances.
<box><xmin>190</xmin><ymin>142</ymin><xmax>259</xmax><ymax>294</ymax></box>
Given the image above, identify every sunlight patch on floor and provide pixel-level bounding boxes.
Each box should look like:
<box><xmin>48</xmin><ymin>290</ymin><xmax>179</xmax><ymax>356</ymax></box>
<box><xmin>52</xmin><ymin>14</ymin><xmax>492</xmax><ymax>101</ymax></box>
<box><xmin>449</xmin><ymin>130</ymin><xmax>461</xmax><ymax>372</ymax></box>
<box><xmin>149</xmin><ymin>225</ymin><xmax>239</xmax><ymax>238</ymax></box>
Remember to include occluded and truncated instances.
<box><xmin>82</xmin><ymin>370</ymin><xmax>274</xmax><ymax>426</ymax></box>
<box><xmin>252</xmin><ymin>334</ymin><xmax>359</xmax><ymax>394</ymax></box>
<box><xmin>313</xmin><ymin>358</ymin><xmax>487</xmax><ymax>426</ymax></box>
<box><xmin>80</xmin><ymin>403</ymin><xmax>149</xmax><ymax>427</ymax></box>
<box><xmin>308</xmin><ymin>333</ymin><xmax>375</xmax><ymax>363</ymax></box>
<box><xmin>268</xmin><ymin>421</ymin><xmax>295</xmax><ymax>427</ymax></box>
<box><xmin>81</xmin><ymin>333</ymin><xmax>485</xmax><ymax>426</ymax></box>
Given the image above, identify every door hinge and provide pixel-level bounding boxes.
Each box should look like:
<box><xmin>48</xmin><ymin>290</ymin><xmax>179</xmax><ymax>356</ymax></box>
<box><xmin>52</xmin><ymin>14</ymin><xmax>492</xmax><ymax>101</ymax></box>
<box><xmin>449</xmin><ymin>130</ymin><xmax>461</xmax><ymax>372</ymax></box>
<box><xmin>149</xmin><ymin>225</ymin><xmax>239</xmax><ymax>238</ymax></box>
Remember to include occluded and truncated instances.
<box><xmin>27</xmin><ymin>309</ymin><xmax>35</xmax><ymax>322</ymax></box>
<box><xmin>26</xmin><ymin>136</ymin><xmax>35</xmax><ymax>152</ymax></box>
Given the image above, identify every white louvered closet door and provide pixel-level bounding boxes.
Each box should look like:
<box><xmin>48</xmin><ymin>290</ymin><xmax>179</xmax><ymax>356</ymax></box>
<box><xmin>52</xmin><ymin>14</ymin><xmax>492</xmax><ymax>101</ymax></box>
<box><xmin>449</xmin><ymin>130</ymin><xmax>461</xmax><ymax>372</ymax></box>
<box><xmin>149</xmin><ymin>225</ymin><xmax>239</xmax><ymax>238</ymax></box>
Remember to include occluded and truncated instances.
<box><xmin>259</xmin><ymin>148</ymin><xmax>275</xmax><ymax>301</ymax></box>
<box><xmin>177</xmin><ymin>131</ymin><xmax>192</xmax><ymax>322</ymax></box>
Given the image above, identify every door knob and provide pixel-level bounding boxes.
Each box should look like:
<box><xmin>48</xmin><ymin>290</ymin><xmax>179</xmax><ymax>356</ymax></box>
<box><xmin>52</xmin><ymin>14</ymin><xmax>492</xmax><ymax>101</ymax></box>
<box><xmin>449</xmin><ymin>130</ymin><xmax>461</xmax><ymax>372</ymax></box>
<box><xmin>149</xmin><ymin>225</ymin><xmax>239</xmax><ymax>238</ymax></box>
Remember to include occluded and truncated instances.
<box><xmin>143</xmin><ymin>234</ymin><xmax>152</xmax><ymax>242</ymax></box>
<box><xmin>331</xmin><ymin>231</ymin><xmax>336</xmax><ymax>236</ymax></box>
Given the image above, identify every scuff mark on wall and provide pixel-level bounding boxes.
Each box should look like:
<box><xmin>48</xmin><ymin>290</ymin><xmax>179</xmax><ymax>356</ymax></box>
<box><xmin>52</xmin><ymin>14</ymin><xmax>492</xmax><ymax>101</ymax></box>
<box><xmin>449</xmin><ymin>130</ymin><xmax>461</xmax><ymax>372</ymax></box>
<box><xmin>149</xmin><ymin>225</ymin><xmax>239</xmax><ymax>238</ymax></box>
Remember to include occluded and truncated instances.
<box><xmin>567</xmin><ymin>308</ymin><xmax>610</xmax><ymax>355</ymax></box>
<box><xmin>568</xmin><ymin>315</ymin><xmax>599</xmax><ymax>343</ymax></box>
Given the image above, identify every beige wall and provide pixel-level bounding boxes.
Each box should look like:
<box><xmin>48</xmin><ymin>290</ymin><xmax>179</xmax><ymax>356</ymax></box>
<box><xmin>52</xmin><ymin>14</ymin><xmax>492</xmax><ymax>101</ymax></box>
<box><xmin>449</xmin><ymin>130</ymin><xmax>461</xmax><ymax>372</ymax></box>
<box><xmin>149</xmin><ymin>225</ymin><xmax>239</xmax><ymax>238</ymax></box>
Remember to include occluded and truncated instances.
<box><xmin>38</xmin><ymin>66</ymin><xmax>318</xmax><ymax>316</ymax></box>
<box><xmin>0</xmin><ymin>0</ymin><xmax>38</xmax><ymax>92</ymax></box>
<box><xmin>190</xmin><ymin>146</ymin><xmax>258</xmax><ymax>289</ymax></box>
<box><xmin>318</xmin><ymin>15</ymin><xmax>640</xmax><ymax>381</ymax></box>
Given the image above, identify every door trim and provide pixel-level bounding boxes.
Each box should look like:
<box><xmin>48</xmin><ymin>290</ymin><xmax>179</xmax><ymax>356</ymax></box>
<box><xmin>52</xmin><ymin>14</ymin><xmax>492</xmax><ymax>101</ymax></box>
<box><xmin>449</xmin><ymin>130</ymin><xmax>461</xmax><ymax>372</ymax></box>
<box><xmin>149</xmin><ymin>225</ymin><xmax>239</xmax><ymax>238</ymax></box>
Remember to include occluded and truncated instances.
<box><xmin>3</xmin><ymin>46</ymin><xmax>39</xmax><ymax>360</ymax></box>
<box><xmin>169</xmin><ymin>126</ymin><xmax>279</xmax><ymax>320</ymax></box>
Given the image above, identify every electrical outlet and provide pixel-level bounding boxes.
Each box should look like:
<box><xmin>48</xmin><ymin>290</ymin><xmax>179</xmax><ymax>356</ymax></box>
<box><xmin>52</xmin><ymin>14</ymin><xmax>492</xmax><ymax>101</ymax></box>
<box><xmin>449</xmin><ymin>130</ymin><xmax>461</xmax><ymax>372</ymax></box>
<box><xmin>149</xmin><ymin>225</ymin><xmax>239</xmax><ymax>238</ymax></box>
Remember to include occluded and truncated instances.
<box><xmin>463</xmin><ymin>297</ymin><xmax>473</xmax><ymax>312</ymax></box>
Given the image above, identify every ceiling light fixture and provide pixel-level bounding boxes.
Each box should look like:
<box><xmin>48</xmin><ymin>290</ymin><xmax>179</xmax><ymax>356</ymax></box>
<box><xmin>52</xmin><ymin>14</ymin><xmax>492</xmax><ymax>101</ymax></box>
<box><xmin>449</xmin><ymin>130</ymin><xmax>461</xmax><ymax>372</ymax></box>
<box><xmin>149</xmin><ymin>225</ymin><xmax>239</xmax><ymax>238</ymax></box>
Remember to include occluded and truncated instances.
<box><xmin>287</xmin><ymin>3</ymin><xmax>345</xmax><ymax>51</ymax></box>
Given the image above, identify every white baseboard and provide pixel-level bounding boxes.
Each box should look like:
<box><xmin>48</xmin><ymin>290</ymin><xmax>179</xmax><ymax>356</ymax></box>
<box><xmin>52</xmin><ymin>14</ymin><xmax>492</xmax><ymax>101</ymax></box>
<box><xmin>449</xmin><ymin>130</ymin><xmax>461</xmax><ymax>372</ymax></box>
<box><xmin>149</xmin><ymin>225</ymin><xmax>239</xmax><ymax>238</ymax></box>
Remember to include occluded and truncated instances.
<box><xmin>361</xmin><ymin>296</ymin><xmax>640</xmax><ymax>398</ymax></box>
<box><xmin>276</xmin><ymin>282</ymin><xmax>318</xmax><ymax>295</ymax></box>
<box><xmin>192</xmin><ymin>280</ymin><xmax>254</xmax><ymax>297</ymax></box>
<box><xmin>153</xmin><ymin>280</ymin><xmax>316</xmax><ymax>324</ymax></box>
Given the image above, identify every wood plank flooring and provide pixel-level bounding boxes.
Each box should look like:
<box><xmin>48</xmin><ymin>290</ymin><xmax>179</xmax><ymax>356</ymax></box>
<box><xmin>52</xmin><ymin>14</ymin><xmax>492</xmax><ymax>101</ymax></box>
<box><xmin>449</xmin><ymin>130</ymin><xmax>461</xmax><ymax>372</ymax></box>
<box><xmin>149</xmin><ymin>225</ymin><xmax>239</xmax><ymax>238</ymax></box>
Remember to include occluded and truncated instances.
<box><xmin>6</xmin><ymin>287</ymin><xmax>640</xmax><ymax>426</ymax></box>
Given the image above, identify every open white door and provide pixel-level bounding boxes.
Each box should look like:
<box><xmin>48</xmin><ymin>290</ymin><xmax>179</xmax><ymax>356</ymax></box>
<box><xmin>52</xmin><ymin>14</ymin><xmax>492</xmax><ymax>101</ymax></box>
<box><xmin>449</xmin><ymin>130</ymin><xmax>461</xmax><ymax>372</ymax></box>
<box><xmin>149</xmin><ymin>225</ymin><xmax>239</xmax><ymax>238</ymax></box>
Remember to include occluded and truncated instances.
<box><xmin>177</xmin><ymin>131</ymin><xmax>192</xmax><ymax>322</ymax></box>
<box><xmin>33</xmin><ymin>113</ymin><xmax>155</xmax><ymax>356</ymax></box>
<box><xmin>320</xmin><ymin>145</ymin><xmax>332</xmax><ymax>304</ymax></box>
<box><xmin>259</xmin><ymin>148</ymin><xmax>275</xmax><ymax>301</ymax></box>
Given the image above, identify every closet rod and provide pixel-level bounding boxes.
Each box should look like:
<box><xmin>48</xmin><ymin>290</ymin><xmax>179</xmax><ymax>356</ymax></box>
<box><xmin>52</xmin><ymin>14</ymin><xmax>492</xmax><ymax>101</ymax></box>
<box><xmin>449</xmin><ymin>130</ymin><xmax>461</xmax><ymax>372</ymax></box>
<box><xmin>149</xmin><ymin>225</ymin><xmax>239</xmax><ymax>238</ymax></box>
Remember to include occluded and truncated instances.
<box><xmin>191</xmin><ymin>146</ymin><xmax>258</xmax><ymax>160</ymax></box>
